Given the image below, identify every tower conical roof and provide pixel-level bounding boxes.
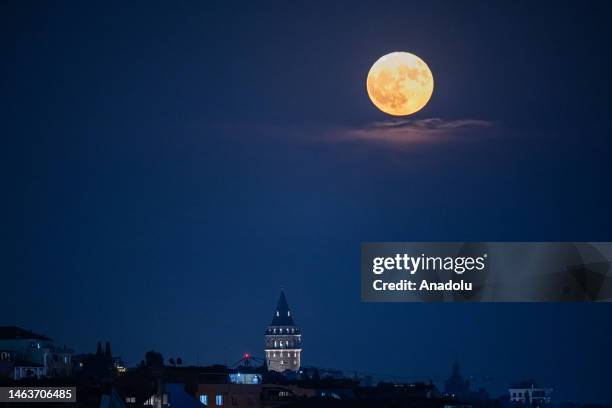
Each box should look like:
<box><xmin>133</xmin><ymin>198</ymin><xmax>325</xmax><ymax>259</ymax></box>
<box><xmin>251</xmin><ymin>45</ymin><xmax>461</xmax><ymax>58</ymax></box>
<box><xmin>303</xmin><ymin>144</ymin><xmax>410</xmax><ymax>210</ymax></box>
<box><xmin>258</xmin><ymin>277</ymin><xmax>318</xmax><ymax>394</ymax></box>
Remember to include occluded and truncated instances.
<box><xmin>270</xmin><ymin>290</ymin><xmax>296</xmax><ymax>326</ymax></box>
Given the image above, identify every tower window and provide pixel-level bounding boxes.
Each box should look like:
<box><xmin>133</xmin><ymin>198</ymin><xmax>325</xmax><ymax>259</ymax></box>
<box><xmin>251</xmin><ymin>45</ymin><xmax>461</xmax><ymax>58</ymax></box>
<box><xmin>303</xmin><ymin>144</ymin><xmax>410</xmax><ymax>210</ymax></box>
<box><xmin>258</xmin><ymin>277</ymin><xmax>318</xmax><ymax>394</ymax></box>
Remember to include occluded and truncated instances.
<box><xmin>276</xmin><ymin>311</ymin><xmax>279</xmax><ymax>316</ymax></box>
<box><xmin>200</xmin><ymin>395</ymin><xmax>208</xmax><ymax>406</ymax></box>
<box><xmin>215</xmin><ymin>395</ymin><xmax>223</xmax><ymax>406</ymax></box>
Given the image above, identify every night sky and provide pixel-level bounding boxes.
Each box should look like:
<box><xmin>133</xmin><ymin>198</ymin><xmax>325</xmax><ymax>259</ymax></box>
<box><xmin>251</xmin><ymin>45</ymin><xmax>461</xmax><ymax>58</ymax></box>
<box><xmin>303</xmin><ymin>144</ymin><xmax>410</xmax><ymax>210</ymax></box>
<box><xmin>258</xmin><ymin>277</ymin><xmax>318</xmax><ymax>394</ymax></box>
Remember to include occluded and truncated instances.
<box><xmin>3</xmin><ymin>1</ymin><xmax>612</xmax><ymax>404</ymax></box>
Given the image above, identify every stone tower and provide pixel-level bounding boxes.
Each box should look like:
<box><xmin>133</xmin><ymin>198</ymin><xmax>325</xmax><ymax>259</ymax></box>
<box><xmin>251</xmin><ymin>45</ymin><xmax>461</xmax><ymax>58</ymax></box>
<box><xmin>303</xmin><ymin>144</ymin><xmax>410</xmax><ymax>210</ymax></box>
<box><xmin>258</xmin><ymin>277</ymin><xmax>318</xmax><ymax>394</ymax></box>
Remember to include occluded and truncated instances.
<box><xmin>264</xmin><ymin>290</ymin><xmax>302</xmax><ymax>372</ymax></box>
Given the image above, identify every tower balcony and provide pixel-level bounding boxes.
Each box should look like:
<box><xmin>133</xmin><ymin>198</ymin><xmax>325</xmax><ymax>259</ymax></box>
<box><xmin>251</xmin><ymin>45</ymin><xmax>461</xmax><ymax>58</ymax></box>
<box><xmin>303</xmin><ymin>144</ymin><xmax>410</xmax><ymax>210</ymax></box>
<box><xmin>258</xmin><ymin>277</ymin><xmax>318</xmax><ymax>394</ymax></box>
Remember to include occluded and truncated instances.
<box><xmin>265</xmin><ymin>328</ymin><xmax>301</xmax><ymax>335</ymax></box>
<box><xmin>264</xmin><ymin>344</ymin><xmax>302</xmax><ymax>350</ymax></box>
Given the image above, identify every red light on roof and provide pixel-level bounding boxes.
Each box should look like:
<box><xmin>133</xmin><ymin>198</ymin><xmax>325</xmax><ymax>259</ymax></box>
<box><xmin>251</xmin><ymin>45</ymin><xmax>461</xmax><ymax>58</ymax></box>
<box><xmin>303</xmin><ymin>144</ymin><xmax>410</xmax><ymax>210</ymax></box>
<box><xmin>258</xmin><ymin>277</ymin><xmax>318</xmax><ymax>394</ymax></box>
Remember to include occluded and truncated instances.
<box><xmin>244</xmin><ymin>353</ymin><xmax>250</xmax><ymax>359</ymax></box>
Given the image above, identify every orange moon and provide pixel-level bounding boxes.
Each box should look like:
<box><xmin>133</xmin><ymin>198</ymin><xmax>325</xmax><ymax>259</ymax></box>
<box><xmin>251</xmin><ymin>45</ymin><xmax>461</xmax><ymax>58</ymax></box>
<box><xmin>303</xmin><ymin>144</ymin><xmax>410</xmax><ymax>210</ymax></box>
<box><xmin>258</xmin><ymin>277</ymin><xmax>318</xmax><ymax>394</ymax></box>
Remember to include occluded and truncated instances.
<box><xmin>366</xmin><ymin>52</ymin><xmax>434</xmax><ymax>116</ymax></box>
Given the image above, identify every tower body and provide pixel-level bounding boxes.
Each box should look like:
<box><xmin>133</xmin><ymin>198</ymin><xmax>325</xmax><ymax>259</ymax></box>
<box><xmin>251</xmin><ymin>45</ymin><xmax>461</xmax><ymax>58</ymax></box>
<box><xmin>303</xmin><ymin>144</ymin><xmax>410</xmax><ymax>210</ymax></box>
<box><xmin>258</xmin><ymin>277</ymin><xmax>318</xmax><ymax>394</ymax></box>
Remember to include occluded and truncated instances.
<box><xmin>264</xmin><ymin>291</ymin><xmax>302</xmax><ymax>372</ymax></box>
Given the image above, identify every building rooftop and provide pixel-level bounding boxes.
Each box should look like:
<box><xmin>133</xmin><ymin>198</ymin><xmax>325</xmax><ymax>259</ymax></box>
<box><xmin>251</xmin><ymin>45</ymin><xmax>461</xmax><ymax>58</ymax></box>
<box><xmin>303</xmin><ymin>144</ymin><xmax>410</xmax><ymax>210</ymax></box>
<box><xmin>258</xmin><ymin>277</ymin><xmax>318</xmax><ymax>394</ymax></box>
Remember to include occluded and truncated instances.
<box><xmin>0</xmin><ymin>326</ymin><xmax>52</xmax><ymax>341</ymax></box>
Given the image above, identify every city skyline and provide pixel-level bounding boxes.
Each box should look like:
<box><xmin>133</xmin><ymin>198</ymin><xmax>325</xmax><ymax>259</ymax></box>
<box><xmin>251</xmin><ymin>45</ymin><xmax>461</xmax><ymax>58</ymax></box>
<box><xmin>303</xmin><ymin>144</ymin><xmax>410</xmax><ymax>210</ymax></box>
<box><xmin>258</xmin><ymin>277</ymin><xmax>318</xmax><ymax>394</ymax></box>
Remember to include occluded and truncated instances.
<box><xmin>5</xmin><ymin>292</ymin><xmax>610</xmax><ymax>403</ymax></box>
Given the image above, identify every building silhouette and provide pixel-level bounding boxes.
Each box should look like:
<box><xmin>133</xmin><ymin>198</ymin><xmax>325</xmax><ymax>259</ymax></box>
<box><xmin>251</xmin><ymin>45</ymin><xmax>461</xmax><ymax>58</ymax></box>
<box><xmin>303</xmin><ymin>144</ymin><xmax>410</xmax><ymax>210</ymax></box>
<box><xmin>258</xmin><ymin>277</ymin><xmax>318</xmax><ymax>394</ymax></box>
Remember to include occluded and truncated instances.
<box><xmin>444</xmin><ymin>361</ymin><xmax>470</xmax><ymax>399</ymax></box>
<box><xmin>509</xmin><ymin>381</ymin><xmax>553</xmax><ymax>407</ymax></box>
<box><xmin>0</xmin><ymin>326</ymin><xmax>73</xmax><ymax>379</ymax></box>
<box><xmin>264</xmin><ymin>290</ymin><xmax>302</xmax><ymax>373</ymax></box>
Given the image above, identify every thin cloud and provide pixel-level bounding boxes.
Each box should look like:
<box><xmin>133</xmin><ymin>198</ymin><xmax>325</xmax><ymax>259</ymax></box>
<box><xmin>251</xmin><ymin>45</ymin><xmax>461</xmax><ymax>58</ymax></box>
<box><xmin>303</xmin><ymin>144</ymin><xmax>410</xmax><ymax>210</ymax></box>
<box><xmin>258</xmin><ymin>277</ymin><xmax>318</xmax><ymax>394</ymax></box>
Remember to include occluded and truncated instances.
<box><xmin>329</xmin><ymin>118</ymin><xmax>496</xmax><ymax>147</ymax></box>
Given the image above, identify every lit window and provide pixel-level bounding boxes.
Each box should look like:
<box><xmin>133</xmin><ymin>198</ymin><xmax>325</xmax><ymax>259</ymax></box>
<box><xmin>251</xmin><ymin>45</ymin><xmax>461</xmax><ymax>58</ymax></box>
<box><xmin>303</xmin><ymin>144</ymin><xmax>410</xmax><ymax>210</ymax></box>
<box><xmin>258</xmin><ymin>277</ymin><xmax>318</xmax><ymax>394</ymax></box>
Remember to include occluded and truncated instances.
<box><xmin>200</xmin><ymin>395</ymin><xmax>208</xmax><ymax>405</ymax></box>
<box><xmin>273</xmin><ymin>328</ymin><xmax>276</xmax><ymax>333</ymax></box>
<box><xmin>276</xmin><ymin>311</ymin><xmax>279</xmax><ymax>316</ymax></box>
<box><xmin>288</xmin><ymin>311</ymin><xmax>291</xmax><ymax>316</ymax></box>
<box><xmin>216</xmin><ymin>395</ymin><xmax>223</xmax><ymax>406</ymax></box>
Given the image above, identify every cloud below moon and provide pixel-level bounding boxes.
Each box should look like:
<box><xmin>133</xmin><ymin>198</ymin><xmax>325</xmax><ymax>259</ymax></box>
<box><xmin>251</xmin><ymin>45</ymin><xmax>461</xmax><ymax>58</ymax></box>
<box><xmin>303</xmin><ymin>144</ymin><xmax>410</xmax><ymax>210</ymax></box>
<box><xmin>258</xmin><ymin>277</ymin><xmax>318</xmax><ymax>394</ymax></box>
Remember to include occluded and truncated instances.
<box><xmin>208</xmin><ymin>117</ymin><xmax>497</xmax><ymax>154</ymax></box>
<box><xmin>328</xmin><ymin>118</ymin><xmax>496</xmax><ymax>148</ymax></box>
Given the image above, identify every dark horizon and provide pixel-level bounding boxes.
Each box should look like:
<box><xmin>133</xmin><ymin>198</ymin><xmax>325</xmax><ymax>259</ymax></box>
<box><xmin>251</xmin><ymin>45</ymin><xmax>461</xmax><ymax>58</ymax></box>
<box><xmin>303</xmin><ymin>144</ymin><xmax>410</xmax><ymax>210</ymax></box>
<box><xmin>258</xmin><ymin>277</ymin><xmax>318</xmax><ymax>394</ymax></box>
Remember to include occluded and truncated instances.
<box><xmin>3</xmin><ymin>1</ymin><xmax>612</xmax><ymax>405</ymax></box>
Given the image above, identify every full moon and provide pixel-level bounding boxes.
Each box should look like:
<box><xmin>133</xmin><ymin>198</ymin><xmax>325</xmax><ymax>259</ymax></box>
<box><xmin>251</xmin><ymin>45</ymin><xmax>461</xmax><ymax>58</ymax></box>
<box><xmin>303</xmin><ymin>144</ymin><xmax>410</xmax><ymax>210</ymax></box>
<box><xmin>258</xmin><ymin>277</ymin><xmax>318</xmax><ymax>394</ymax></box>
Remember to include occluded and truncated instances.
<box><xmin>366</xmin><ymin>51</ymin><xmax>434</xmax><ymax>116</ymax></box>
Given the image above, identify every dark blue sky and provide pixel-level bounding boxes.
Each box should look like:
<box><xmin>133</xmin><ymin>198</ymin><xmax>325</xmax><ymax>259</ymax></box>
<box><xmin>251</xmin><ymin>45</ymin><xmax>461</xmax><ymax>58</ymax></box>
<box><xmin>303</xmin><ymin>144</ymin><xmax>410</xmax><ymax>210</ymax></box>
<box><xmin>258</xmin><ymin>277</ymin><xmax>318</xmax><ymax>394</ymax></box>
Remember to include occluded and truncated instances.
<box><xmin>3</xmin><ymin>1</ymin><xmax>612</xmax><ymax>404</ymax></box>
